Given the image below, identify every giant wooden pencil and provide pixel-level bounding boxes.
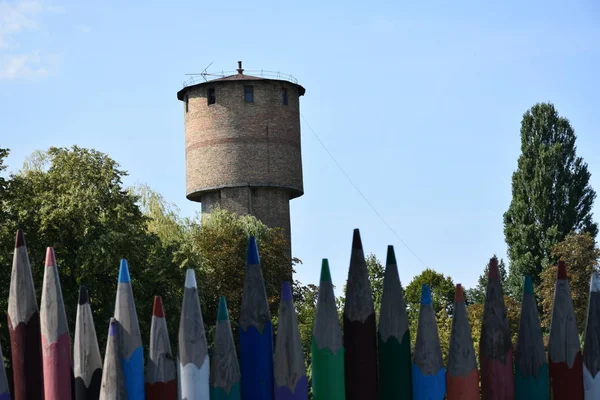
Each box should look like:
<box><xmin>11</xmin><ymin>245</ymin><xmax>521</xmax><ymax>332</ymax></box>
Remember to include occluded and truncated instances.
<box><xmin>548</xmin><ymin>261</ymin><xmax>584</xmax><ymax>399</ymax></box>
<box><xmin>412</xmin><ymin>284</ymin><xmax>446</xmax><ymax>400</ymax></box>
<box><xmin>515</xmin><ymin>276</ymin><xmax>549</xmax><ymax>400</ymax></box>
<box><xmin>274</xmin><ymin>281</ymin><xmax>308</xmax><ymax>400</ymax></box>
<box><xmin>114</xmin><ymin>258</ymin><xmax>145</xmax><ymax>399</ymax></box>
<box><xmin>343</xmin><ymin>229</ymin><xmax>378</xmax><ymax>399</ymax></box>
<box><xmin>146</xmin><ymin>296</ymin><xmax>177</xmax><ymax>400</ymax></box>
<box><xmin>583</xmin><ymin>272</ymin><xmax>600</xmax><ymax>399</ymax></box>
<box><xmin>74</xmin><ymin>285</ymin><xmax>102</xmax><ymax>400</ymax></box>
<box><xmin>239</xmin><ymin>236</ymin><xmax>274</xmax><ymax>400</ymax></box>
<box><xmin>8</xmin><ymin>229</ymin><xmax>44</xmax><ymax>400</ymax></box>
<box><xmin>479</xmin><ymin>257</ymin><xmax>514</xmax><ymax>399</ymax></box>
<box><xmin>99</xmin><ymin>318</ymin><xmax>126</xmax><ymax>400</ymax></box>
<box><xmin>179</xmin><ymin>269</ymin><xmax>210</xmax><ymax>399</ymax></box>
<box><xmin>377</xmin><ymin>245</ymin><xmax>411</xmax><ymax>399</ymax></box>
<box><xmin>446</xmin><ymin>284</ymin><xmax>478</xmax><ymax>400</ymax></box>
<box><xmin>0</xmin><ymin>341</ymin><xmax>10</xmax><ymax>400</ymax></box>
<box><xmin>41</xmin><ymin>247</ymin><xmax>73</xmax><ymax>400</ymax></box>
<box><xmin>311</xmin><ymin>259</ymin><xmax>345</xmax><ymax>400</ymax></box>
<box><xmin>210</xmin><ymin>296</ymin><xmax>241</xmax><ymax>400</ymax></box>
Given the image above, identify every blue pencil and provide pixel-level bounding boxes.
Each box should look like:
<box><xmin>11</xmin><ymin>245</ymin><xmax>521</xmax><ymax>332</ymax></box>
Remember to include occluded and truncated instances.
<box><xmin>114</xmin><ymin>259</ymin><xmax>145</xmax><ymax>399</ymax></box>
<box><xmin>412</xmin><ymin>284</ymin><xmax>446</xmax><ymax>400</ymax></box>
<box><xmin>239</xmin><ymin>237</ymin><xmax>274</xmax><ymax>400</ymax></box>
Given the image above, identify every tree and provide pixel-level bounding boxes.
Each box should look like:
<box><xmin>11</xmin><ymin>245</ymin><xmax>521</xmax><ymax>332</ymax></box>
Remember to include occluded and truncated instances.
<box><xmin>465</xmin><ymin>256</ymin><xmax>508</xmax><ymax>304</ymax></box>
<box><xmin>404</xmin><ymin>268</ymin><xmax>455</xmax><ymax>315</ymax></box>
<box><xmin>504</xmin><ymin>102</ymin><xmax>597</xmax><ymax>294</ymax></box>
<box><xmin>538</xmin><ymin>232</ymin><xmax>600</xmax><ymax>332</ymax></box>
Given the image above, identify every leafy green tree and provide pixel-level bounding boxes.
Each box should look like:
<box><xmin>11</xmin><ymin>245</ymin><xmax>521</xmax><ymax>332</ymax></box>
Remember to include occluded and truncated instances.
<box><xmin>538</xmin><ymin>232</ymin><xmax>600</xmax><ymax>332</ymax></box>
<box><xmin>404</xmin><ymin>268</ymin><xmax>455</xmax><ymax>315</ymax></box>
<box><xmin>504</xmin><ymin>102</ymin><xmax>597</xmax><ymax>295</ymax></box>
<box><xmin>465</xmin><ymin>255</ymin><xmax>508</xmax><ymax>304</ymax></box>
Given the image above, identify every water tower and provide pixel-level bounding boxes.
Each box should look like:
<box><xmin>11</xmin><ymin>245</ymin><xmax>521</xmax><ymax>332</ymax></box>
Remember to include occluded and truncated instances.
<box><xmin>176</xmin><ymin>61</ymin><xmax>306</xmax><ymax>258</ymax></box>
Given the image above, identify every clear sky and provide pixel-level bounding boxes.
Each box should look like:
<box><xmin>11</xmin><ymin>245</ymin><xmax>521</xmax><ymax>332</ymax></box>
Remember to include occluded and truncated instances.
<box><xmin>2</xmin><ymin>0</ymin><xmax>599</xmax><ymax>294</ymax></box>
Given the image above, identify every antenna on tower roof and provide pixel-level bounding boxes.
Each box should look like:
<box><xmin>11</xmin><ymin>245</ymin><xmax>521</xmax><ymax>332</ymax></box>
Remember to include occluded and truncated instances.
<box><xmin>184</xmin><ymin>61</ymin><xmax>214</xmax><ymax>81</ymax></box>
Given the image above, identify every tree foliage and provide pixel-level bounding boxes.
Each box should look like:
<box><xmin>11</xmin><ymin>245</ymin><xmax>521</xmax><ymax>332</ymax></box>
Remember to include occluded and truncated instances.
<box><xmin>538</xmin><ymin>232</ymin><xmax>600</xmax><ymax>332</ymax></box>
<box><xmin>404</xmin><ymin>268</ymin><xmax>455</xmax><ymax>315</ymax></box>
<box><xmin>504</xmin><ymin>102</ymin><xmax>597</xmax><ymax>294</ymax></box>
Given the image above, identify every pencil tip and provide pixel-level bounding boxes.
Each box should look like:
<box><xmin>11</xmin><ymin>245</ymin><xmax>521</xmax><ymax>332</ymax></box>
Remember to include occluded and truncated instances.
<box><xmin>78</xmin><ymin>285</ymin><xmax>89</xmax><ymax>305</ymax></box>
<box><xmin>386</xmin><ymin>245</ymin><xmax>396</xmax><ymax>265</ymax></box>
<box><xmin>217</xmin><ymin>296</ymin><xmax>230</xmax><ymax>321</ymax></box>
<box><xmin>152</xmin><ymin>296</ymin><xmax>164</xmax><ymax>317</ymax></box>
<box><xmin>45</xmin><ymin>247</ymin><xmax>56</xmax><ymax>267</ymax></box>
<box><xmin>15</xmin><ymin>229</ymin><xmax>25</xmax><ymax>248</ymax></box>
<box><xmin>247</xmin><ymin>236</ymin><xmax>260</xmax><ymax>265</ymax></box>
<box><xmin>281</xmin><ymin>281</ymin><xmax>293</xmax><ymax>301</ymax></box>
<box><xmin>108</xmin><ymin>318</ymin><xmax>118</xmax><ymax>336</ymax></box>
<box><xmin>421</xmin><ymin>284</ymin><xmax>432</xmax><ymax>305</ymax></box>
<box><xmin>524</xmin><ymin>275</ymin><xmax>534</xmax><ymax>294</ymax></box>
<box><xmin>320</xmin><ymin>259</ymin><xmax>331</xmax><ymax>282</ymax></box>
<box><xmin>352</xmin><ymin>229</ymin><xmax>362</xmax><ymax>250</ymax></box>
<box><xmin>591</xmin><ymin>272</ymin><xmax>600</xmax><ymax>292</ymax></box>
<box><xmin>118</xmin><ymin>259</ymin><xmax>130</xmax><ymax>283</ymax></box>
<box><xmin>488</xmin><ymin>257</ymin><xmax>499</xmax><ymax>279</ymax></box>
<box><xmin>557</xmin><ymin>260</ymin><xmax>567</xmax><ymax>280</ymax></box>
<box><xmin>454</xmin><ymin>284</ymin><xmax>464</xmax><ymax>302</ymax></box>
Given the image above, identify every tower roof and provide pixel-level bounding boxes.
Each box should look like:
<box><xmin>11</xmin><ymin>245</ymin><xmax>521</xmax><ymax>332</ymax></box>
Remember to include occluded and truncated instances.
<box><xmin>177</xmin><ymin>61</ymin><xmax>305</xmax><ymax>100</ymax></box>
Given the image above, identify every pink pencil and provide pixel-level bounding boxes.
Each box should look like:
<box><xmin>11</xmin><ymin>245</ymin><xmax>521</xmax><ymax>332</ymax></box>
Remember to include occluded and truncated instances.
<box><xmin>40</xmin><ymin>247</ymin><xmax>73</xmax><ymax>400</ymax></box>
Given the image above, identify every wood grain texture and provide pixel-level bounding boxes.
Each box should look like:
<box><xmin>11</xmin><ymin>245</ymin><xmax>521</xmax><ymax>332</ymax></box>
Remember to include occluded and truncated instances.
<box><xmin>447</xmin><ymin>284</ymin><xmax>478</xmax><ymax>400</ymax></box>
<box><xmin>146</xmin><ymin>296</ymin><xmax>177</xmax><ymax>400</ymax></box>
<box><xmin>377</xmin><ymin>246</ymin><xmax>412</xmax><ymax>400</ymax></box>
<box><xmin>412</xmin><ymin>284</ymin><xmax>445</xmax><ymax>400</ymax></box>
<box><xmin>99</xmin><ymin>318</ymin><xmax>126</xmax><ymax>400</ymax></box>
<box><xmin>274</xmin><ymin>282</ymin><xmax>307</xmax><ymax>400</ymax></box>
<box><xmin>311</xmin><ymin>259</ymin><xmax>345</xmax><ymax>400</ymax></box>
<box><xmin>479</xmin><ymin>257</ymin><xmax>514</xmax><ymax>399</ymax></box>
<box><xmin>515</xmin><ymin>276</ymin><xmax>549</xmax><ymax>400</ymax></box>
<box><xmin>8</xmin><ymin>230</ymin><xmax>44</xmax><ymax>400</ymax></box>
<box><xmin>210</xmin><ymin>296</ymin><xmax>241</xmax><ymax>400</ymax></box>
<box><xmin>74</xmin><ymin>285</ymin><xmax>102</xmax><ymax>400</ymax></box>
<box><xmin>239</xmin><ymin>237</ymin><xmax>274</xmax><ymax>400</ymax></box>
<box><xmin>583</xmin><ymin>272</ymin><xmax>600</xmax><ymax>399</ymax></box>
<box><xmin>41</xmin><ymin>247</ymin><xmax>73</xmax><ymax>400</ymax></box>
<box><xmin>548</xmin><ymin>261</ymin><xmax>584</xmax><ymax>399</ymax></box>
<box><xmin>343</xmin><ymin>230</ymin><xmax>378</xmax><ymax>400</ymax></box>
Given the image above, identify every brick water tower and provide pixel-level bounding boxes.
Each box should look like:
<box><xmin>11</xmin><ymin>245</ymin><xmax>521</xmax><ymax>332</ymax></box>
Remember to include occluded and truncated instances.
<box><xmin>176</xmin><ymin>61</ymin><xmax>306</xmax><ymax>259</ymax></box>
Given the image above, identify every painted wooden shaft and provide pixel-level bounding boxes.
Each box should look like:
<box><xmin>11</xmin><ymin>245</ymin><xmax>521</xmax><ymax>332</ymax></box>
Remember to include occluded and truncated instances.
<box><xmin>239</xmin><ymin>237</ymin><xmax>274</xmax><ymax>400</ymax></box>
<box><xmin>8</xmin><ymin>229</ymin><xmax>44</xmax><ymax>400</ymax></box>
<box><xmin>343</xmin><ymin>229</ymin><xmax>378</xmax><ymax>399</ymax></box>
<box><xmin>446</xmin><ymin>284</ymin><xmax>478</xmax><ymax>400</ymax></box>
<box><xmin>146</xmin><ymin>296</ymin><xmax>177</xmax><ymax>400</ymax></box>
<box><xmin>74</xmin><ymin>285</ymin><xmax>102</xmax><ymax>400</ymax></box>
<box><xmin>412</xmin><ymin>284</ymin><xmax>446</xmax><ymax>400</ymax></box>
<box><xmin>548</xmin><ymin>261</ymin><xmax>584</xmax><ymax>399</ymax></box>
<box><xmin>377</xmin><ymin>245</ymin><xmax>412</xmax><ymax>400</ymax></box>
<box><xmin>479</xmin><ymin>257</ymin><xmax>514</xmax><ymax>399</ymax></box>
<box><xmin>41</xmin><ymin>247</ymin><xmax>73</xmax><ymax>400</ymax></box>
<box><xmin>515</xmin><ymin>276</ymin><xmax>549</xmax><ymax>400</ymax></box>
<box><xmin>114</xmin><ymin>259</ymin><xmax>145</xmax><ymax>400</ymax></box>
<box><xmin>210</xmin><ymin>296</ymin><xmax>241</xmax><ymax>400</ymax></box>
<box><xmin>179</xmin><ymin>269</ymin><xmax>210</xmax><ymax>399</ymax></box>
<box><xmin>99</xmin><ymin>318</ymin><xmax>126</xmax><ymax>400</ymax></box>
<box><xmin>583</xmin><ymin>272</ymin><xmax>600</xmax><ymax>399</ymax></box>
<box><xmin>274</xmin><ymin>281</ymin><xmax>308</xmax><ymax>400</ymax></box>
<box><xmin>0</xmin><ymin>341</ymin><xmax>10</xmax><ymax>400</ymax></box>
<box><xmin>311</xmin><ymin>259</ymin><xmax>345</xmax><ymax>400</ymax></box>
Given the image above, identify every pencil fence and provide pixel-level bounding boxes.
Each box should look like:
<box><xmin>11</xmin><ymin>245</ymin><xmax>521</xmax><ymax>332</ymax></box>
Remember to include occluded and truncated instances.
<box><xmin>3</xmin><ymin>227</ymin><xmax>600</xmax><ymax>400</ymax></box>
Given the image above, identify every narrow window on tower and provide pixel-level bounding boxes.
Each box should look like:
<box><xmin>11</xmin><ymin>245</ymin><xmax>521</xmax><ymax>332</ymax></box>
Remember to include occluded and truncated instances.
<box><xmin>207</xmin><ymin>87</ymin><xmax>216</xmax><ymax>105</ymax></box>
<box><xmin>282</xmin><ymin>88</ymin><xmax>288</xmax><ymax>105</ymax></box>
<box><xmin>185</xmin><ymin>95</ymin><xmax>189</xmax><ymax>112</ymax></box>
<box><xmin>244</xmin><ymin>85</ymin><xmax>254</xmax><ymax>103</ymax></box>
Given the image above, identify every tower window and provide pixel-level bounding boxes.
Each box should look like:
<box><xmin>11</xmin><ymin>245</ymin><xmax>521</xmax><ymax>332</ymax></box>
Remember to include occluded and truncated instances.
<box><xmin>207</xmin><ymin>88</ymin><xmax>216</xmax><ymax>105</ymax></box>
<box><xmin>185</xmin><ymin>95</ymin><xmax>189</xmax><ymax>112</ymax></box>
<box><xmin>282</xmin><ymin>88</ymin><xmax>288</xmax><ymax>105</ymax></box>
<box><xmin>244</xmin><ymin>86</ymin><xmax>254</xmax><ymax>103</ymax></box>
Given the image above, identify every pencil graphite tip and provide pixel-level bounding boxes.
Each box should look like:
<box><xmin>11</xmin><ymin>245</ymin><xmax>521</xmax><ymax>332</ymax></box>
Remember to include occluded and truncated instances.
<box><xmin>184</xmin><ymin>269</ymin><xmax>197</xmax><ymax>288</ymax></box>
<box><xmin>15</xmin><ymin>229</ymin><xmax>25</xmax><ymax>248</ymax></box>
<box><xmin>320</xmin><ymin>259</ymin><xmax>331</xmax><ymax>282</ymax></box>
<box><xmin>247</xmin><ymin>236</ymin><xmax>260</xmax><ymax>265</ymax></box>
<box><xmin>45</xmin><ymin>247</ymin><xmax>56</xmax><ymax>267</ymax></box>
<box><xmin>352</xmin><ymin>229</ymin><xmax>362</xmax><ymax>250</ymax></box>
<box><xmin>281</xmin><ymin>281</ymin><xmax>293</xmax><ymax>302</ymax></box>
<box><xmin>487</xmin><ymin>257</ymin><xmax>499</xmax><ymax>279</ymax></box>
<box><xmin>78</xmin><ymin>285</ymin><xmax>89</xmax><ymax>305</ymax></box>
<box><xmin>386</xmin><ymin>245</ymin><xmax>396</xmax><ymax>265</ymax></box>
<box><xmin>217</xmin><ymin>296</ymin><xmax>229</xmax><ymax>321</ymax></box>
<box><xmin>108</xmin><ymin>318</ymin><xmax>118</xmax><ymax>336</ymax></box>
<box><xmin>454</xmin><ymin>284</ymin><xmax>464</xmax><ymax>302</ymax></box>
<box><xmin>524</xmin><ymin>275</ymin><xmax>534</xmax><ymax>295</ymax></box>
<box><xmin>557</xmin><ymin>260</ymin><xmax>567</xmax><ymax>280</ymax></box>
<box><xmin>152</xmin><ymin>296</ymin><xmax>164</xmax><ymax>318</ymax></box>
<box><xmin>421</xmin><ymin>284</ymin><xmax>432</xmax><ymax>305</ymax></box>
<box><xmin>118</xmin><ymin>259</ymin><xmax>131</xmax><ymax>283</ymax></box>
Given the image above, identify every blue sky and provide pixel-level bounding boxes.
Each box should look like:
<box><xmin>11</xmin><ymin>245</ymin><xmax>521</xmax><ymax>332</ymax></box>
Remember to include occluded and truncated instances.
<box><xmin>2</xmin><ymin>0</ymin><xmax>599</xmax><ymax>294</ymax></box>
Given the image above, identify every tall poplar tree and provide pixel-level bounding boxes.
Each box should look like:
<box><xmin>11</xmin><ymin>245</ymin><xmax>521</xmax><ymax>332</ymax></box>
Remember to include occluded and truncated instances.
<box><xmin>503</xmin><ymin>102</ymin><xmax>597</xmax><ymax>295</ymax></box>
